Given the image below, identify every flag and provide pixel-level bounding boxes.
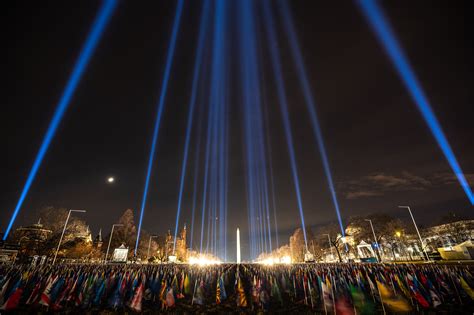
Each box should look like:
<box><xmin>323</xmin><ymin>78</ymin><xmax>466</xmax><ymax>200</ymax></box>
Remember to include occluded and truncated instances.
<box><xmin>165</xmin><ymin>288</ymin><xmax>175</xmax><ymax>308</ymax></box>
<box><xmin>460</xmin><ymin>277</ymin><xmax>474</xmax><ymax>300</ymax></box>
<box><xmin>49</xmin><ymin>276</ymin><xmax>65</xmax><ymax>306</ymax></box>
<box><xmin>377</xmin><ymin>280</ymin><xmax>411</xmax><ymax>312</ymax></box>
<box><xmin>321</xmin><ymin>280</ymin><xmax>334</xmax><ymax>312</ymax></box>
<box><xmin>184</xmin><ymin>274</ymin><xmax>191</xmax><ymax>296</ymax></box>
<box><xmin>216</xmin><ymin>276</ymin><xmax>222</xmax><ymax>304</ymax></box>
<box><xmin>129</xmin><ymin>282</ymin><xmax>144</xmax><ymax>312</ymax></box>
<box><xmin>216</xmin><ymin>274</ymin><xmax>227</xmax><ymax>305</ymax></box>
<box><xmin>430</xmin><ymin>289</ymin><xmax>442</xmax><ymax>308</ymax></box>
<box><xmin>0</xmin><ymin>287</ymin><xmax>23</xmax><ymax>311</ymax></box>
<box><xmin>349</xmin><ymin>284</ymin><xmax>374</xmax><ymax>315</ymax></box>
<box><xmin>108</xmin><ymin>276</ymin><xmax>123</xmax><ymax>309</ymax></box>
<box><xmin>39</xmin><ymin>275</ymin><xmax>58</xmax><ymax>307</ymax></box>
<box><xmin>236</xmin><ymin>276</ymin><xmax>247</xmax><ymax>307</ymax></box>
<box><xmin>0</xmin><ymin>279</ymin><xmax>10</xmax><ymax>305</ymax></box>
<box><xmin>193</xmin><ymin>280</ymin><xmax>205</xmax><ymax>306</ymax></box>
<box><xmin>93</xmin><ymin>278</ymin><xmax>106</xmax><ymax>306</ymax></box>
<box><xmin>335</xmin><ymin>296</ymin><xmax>355</xmax><ymax>315</ymax></box>
<box><xmin>26</xmin><ymin>280</ymin><xmax>42</xmax><ymax>305</ymax></box>
<box><xmin>270</xmin><ymin>276</ymin><xmax>283</xmax><ymax>306</ymax></box>
<box><xmin>407</xmin><ymin>276</ymin><xmax>430</xmax><ymax>308</ymax></box>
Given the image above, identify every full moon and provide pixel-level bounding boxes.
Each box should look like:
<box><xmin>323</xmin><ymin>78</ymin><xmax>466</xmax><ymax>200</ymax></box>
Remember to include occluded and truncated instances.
<box><xmin>107</xmin><ymin>177</ymin><xmax>115</xmax><ymax>183</ymax></box>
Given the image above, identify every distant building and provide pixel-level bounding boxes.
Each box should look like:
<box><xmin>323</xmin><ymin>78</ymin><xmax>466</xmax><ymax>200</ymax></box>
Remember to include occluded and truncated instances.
<box><xmin>94</xmin><ymin>229</ymin><xmax>103</xmax><ymax>250</ymax></box>
<box><xmin>423</xmin><ymin>219</ymin><xmax>474</xmax><ymax>249</ymax></box>
<box><xmin>13</xmin><ymin>219</ymin><xmax>52</xmax><ymax>256</ymax></box>
<box><xmin>14</xmin><ymin>219</ymin><xmax>52</xmax><ymax>243</ymax></box>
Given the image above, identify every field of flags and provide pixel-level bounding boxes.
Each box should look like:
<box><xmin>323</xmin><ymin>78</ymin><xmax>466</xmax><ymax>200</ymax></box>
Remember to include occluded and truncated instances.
<box><xmin>1</xmin><ymin>262</ymin><xmax>474</xmax><ymax>313</ymax></box>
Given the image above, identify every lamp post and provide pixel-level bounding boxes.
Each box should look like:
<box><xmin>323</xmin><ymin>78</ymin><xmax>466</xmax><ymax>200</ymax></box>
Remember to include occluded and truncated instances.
<box><xmin>105</xmin><ymin>223</ymin><xmax>123</xmax><ymax>263</ymax></box>
<box><xmin>365</xmin><ymin>219</ymin><xmax>381</xmax><ymax>262</ymax></box>
<box><xmin>323</xmin><ymin>233</ymin><xmax>333</xmax><ymax>262</ymax></box>
<box><xmin>398</xmin><ymin>206</ymin><xmax>430</xmax><ymax>261</ymax></box>
<box><xmin>147</xmin><ymin>235</ymin><xmax>158</xmax><ymax>261</ymax></box>
<box><xmin>53</xmin><ymin>209</ymin><xmax>86</xmax><ymax>265</ymax></box>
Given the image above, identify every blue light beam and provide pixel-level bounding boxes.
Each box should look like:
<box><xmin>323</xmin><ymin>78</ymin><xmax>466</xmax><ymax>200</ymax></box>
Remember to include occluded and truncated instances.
<box><xmin>357</xmin><ymin>0</ymin><xmax>473</xmax><ymax>205</ymax></box>
<box><xmin>263</xmin><ymin>1</ymin><xmax>309</xmax><ymax>250</ymax></box>
<box><xmin>135</xmin><ymin>0</ymin><xmax>185</xmax><ymax>253</ymax></box>
<box><xmin>3</xmin><ymin>0</ymin><xmax>117</xmax><ymax>240</ymax></box>
<box><xmin>173</xmin><ymin>0</ymin><xmax>210</xmax><ymax>254</ymax></box>
<box><xmin>278</xmin><ymin>0</ymin><xmax>347</xmax><ymax>235</ymax></box>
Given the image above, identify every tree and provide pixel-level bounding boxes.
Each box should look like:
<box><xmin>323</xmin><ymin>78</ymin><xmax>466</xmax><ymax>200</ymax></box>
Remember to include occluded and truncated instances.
<box><xmin>19</xmin><ymin>206</ymin><xmax>91</xmax><ymax>257</ymax></box>
<box><xmin>104</xmin><ymin>209</ymin><xmax>137</xmax><ymax>256</ymax></box>
<box><xmin>289</xmin><ymin>227</ymin><xmax>315</xmax><ymax>262</ymax></box>
<box><xmin>347</xmin><ymin>214</ymin><xmax>406</xmax><ymax>260</ymax></box>
<box><xmin>318</xmin><ymin>223</ymin><xmax>346</xmax><ymax>262</ymax></box>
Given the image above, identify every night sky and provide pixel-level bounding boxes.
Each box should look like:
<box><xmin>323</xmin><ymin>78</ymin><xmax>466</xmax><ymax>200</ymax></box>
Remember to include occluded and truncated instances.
<box><xmin>2</xmin><ymin>1</ymin><xmax>473</xmax><ymax>260</ymax></box>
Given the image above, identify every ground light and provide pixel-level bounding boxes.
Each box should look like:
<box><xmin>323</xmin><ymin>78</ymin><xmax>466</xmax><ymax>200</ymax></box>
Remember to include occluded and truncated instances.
<box><xmin>3</xmin><ymin>0</ymin><xmax>117</xmax><ymax>240</ymax></box>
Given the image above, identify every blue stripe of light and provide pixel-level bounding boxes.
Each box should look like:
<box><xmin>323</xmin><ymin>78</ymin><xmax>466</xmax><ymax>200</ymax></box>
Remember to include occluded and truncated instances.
<box><xmin>173</xmin><ymin>0</ymin><xmax>210</xmax><ymax>254</ymax></box>
<box><xmin>278</xmin><ymin>0</ymin><xmax>346</xmax><ymax>236</ymax></box>
<box><xmin>3</xmin><ymin>0</ymin><xmax>117</xmax><ymax>240</ymax></box>
<box><xmin>357</xmin><ymin>0</ymin><xmax>473</xmax><ymax>205</ymax></box>
<box><xmin>135</xmin><ymin>0</ymin><xmax>185</xmax><ymax>253</ymax></box>
<box><xmin>263</xmin><ymin>0</ymin><xmax>309</xmax><ymax>250</ymax></box>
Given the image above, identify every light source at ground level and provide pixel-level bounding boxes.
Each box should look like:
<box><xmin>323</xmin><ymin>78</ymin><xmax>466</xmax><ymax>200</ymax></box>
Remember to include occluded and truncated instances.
<box><xmin>258</xmin><ymin>255</ymin><xmax>292</xmax><ymax>265</ymax></box>
<box><xmin>188</xmin><ymin>255</ymin><xmax>221</xmax><ymax>266</ymax></box>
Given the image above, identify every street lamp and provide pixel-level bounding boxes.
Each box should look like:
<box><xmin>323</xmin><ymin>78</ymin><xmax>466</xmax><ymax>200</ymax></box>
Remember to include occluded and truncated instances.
<box><xmin>398</xmin><ymin>206</ymin><xmax>430</xmax><ymax>261</ymax></box>
<box><xmin>105</xmin><ymin>223</ymin><xmax>123</xmax><ymax>263</ymax></box>
<box><xmin>365</xmin><ymin>219</ymin><xmax>381</xmax><ymax>262</ymax></box>
<box><xmin>323</xmin><ymin>233</ymin><xmax>333</xmax><ymax>261</ymax></box>
<box><xmin>147</xmin><ymin>235</ymin><xmax>158</xmax><ymax>261</ymax></box>
<box><xmin>52</xmin><ymin>209</ymin><xmax>86</xmax><ymax>265</ymax></box>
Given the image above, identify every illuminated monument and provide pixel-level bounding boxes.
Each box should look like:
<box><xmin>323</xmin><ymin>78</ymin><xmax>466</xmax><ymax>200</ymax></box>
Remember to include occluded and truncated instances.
<box><xmin>237</xmin><ymin>228</ymin><xmax>241</xmax><ymax>264</ymax></box>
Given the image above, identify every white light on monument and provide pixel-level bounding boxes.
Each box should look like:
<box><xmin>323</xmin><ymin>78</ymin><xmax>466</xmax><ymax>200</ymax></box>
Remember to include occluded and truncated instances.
<box><xmin>237</xmin><ymin>228</ymin><xmax>241</xmax><ymax>264</ymax></box>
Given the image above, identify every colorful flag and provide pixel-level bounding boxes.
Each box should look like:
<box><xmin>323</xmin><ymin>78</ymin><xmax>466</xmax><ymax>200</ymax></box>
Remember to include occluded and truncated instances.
<box><xmin>236</xmin><ymin>276</ymin><xmax>247</xmax><ymax>307</ymax></box>
<box><xmin>184</xmin><ymin>274</ymin><xmax>191</xmax><ymax>296</ymax></box>
<box><xmin>377</xmin><ymin>280</ymin><xmax>411</xmax><ymax>312</ymax></box>
<box><xmin>349</xmin><ymin>284</ymin><xmax>374</xmax><ymax>315</ymax></box>
<box><xmin>460</xmin><ymin>277</ymin><xmax>474</xmax><ymax>300</ymax></box>
<box><xmin>129</xmin><ymin>282</ymin><xmax>144</xmax><ymax>312</ymax></box>
<box><xmin>165</xmin><ymin>288</ymin><xmax>175</xmax><ymax>308</ymax></box>
<box><xmin>193</xmin><ymin>280</ymin><xmax>205</xmax><ymax>306</ymax></box>
<box><xmin>39</xmin><ymin>275</ymin><xmax>58</xmax><ymax>307</ymax></box>
<box><xmin>0</xmin><ymin>287</ymin><xmax>23</xmax><ymax>311</ymax></box>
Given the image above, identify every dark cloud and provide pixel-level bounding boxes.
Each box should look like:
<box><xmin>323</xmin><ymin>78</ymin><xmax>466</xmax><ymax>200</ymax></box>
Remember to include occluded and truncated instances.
<box><xmin>343</xmin><ymin>172</ymin><xmax>473</xmax><ymax>200</ymax></box>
